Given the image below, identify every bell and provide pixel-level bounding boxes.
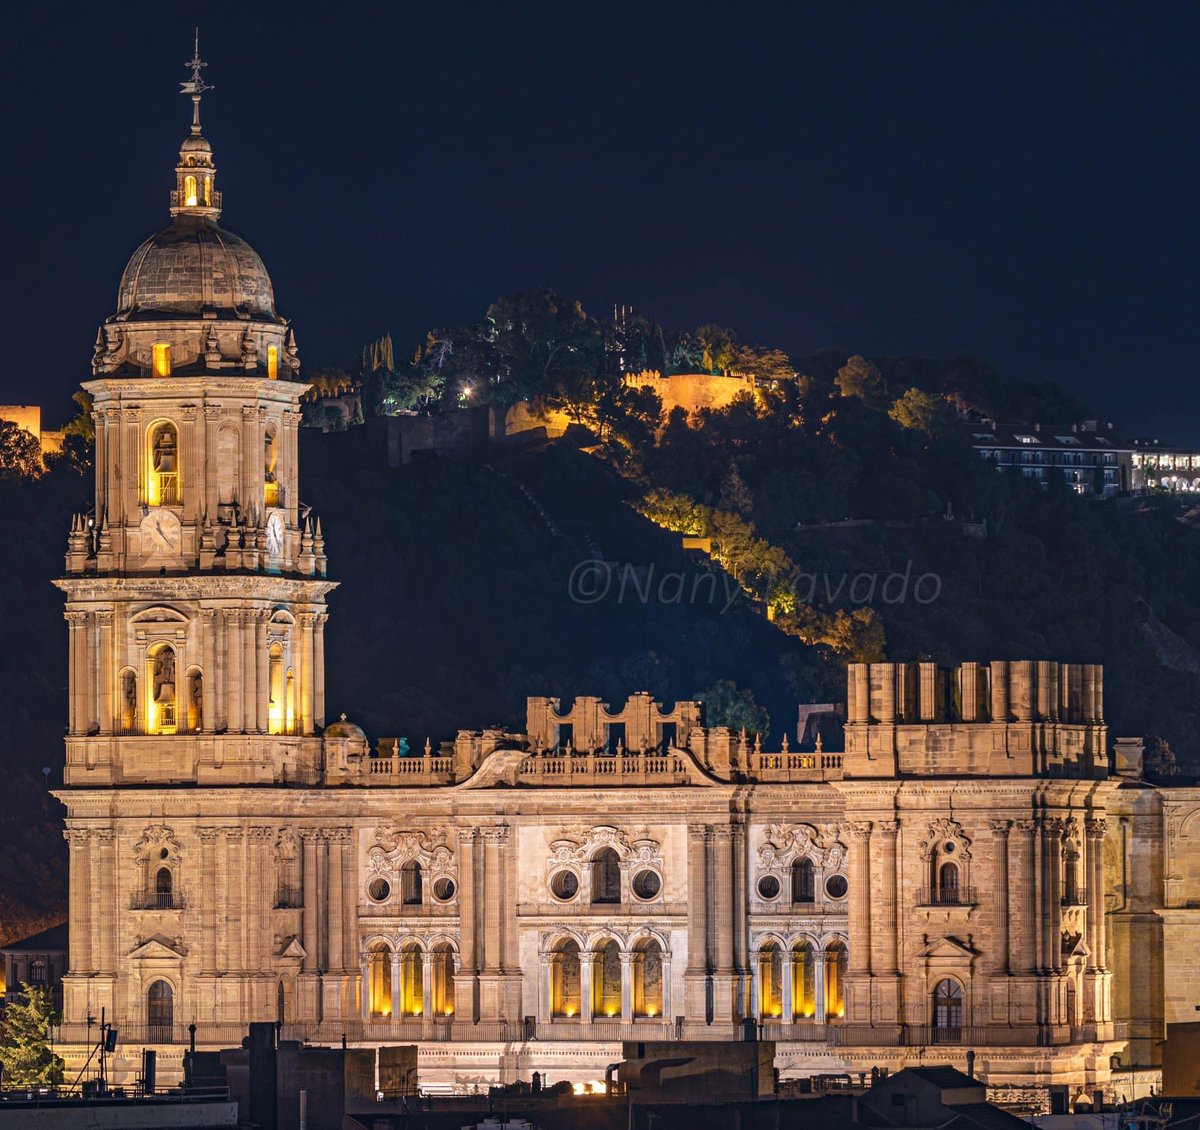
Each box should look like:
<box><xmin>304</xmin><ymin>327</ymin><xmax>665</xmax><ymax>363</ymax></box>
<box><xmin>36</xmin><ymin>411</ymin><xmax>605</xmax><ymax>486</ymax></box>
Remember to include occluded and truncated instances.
<box><xmin>154</xmin><ymin>682</ymin><xmax>175</xmax><ymax>705</ymax></box>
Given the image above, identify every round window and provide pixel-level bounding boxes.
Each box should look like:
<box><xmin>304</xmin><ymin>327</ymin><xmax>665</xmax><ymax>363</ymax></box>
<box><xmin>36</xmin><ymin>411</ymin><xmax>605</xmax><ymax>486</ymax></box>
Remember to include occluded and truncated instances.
<box><xmin>757</xmin><ymin>875</ymin><xmax>781</xmax><ymax>900</ymax></box>
<box><xmin>631</xmin><ymin>870</ymin><xmax>662</xmax><ymax>900</ymax></box>
<box><xmin>943</xmin><ymin>841</ymin><xmax>956</xmax><ymax>854</ymax></box>
<box><xmin>550</xmin><ymin>870</ymin><xmax>580</xmax><ymax>900</ymax></box>
<box><xmin>432</xmin><ymin>877</ymin><xmax>456</xmax><ymax>902</ymax></box>
<box><xmin>825</xmin><ymin>874</ymin><xmax>848</xmax><ymax>900</ymax></box>
<box><xmin>160</xmin><ymin>848</ymin><xmax>170</xmax><ymax>860</ymax></box>
<box><xmin>368</xmin><ymin>878</ymin><xmax>391</xmax><ymax>903</ymax></box>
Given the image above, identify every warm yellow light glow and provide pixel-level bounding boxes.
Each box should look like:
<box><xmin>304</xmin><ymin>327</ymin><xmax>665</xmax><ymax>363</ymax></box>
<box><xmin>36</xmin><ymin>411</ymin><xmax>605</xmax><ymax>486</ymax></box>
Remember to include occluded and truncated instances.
<box><xmin>184</xmin><ymin>175</ymin><xmax>198</xmax><ymax>207</ymax></box>
<box><xmin>443</xmin><ymin>1007</ymin><xmax>454</xmax><ymax>1017</ymax></box>
<box><xmin>605</xmin><ymin>1009</ymin><xmax>616</xmax><ymax>1018</ymax></box>
<box><xmin>412</xmin><ymin>1008</ymin><xmax>421</xmax><ymax>1017</ymax></box>
<box><xmin>564</xmin><ymin>1007</ymin><xmax>576</xmax><ymax>1018</ymax></box>
<box><xmin>267</xmin><ymin>346</ymin><xmax>279</xmax><ymax>380</ymax></box>
<box><xmin>152</xmin><ymin>343</ymin><xmax>172</xmax><ymax>378</ymax></box>
<box><xmin>573</xmin><ymin>1082</ymin><xmax>607</xmax><ymax>1096</ymax></box>
<box><xmin>268</xmin><ymin>700</ymin><xmax>284</xmax><ymax>735</ymax></box>
<box><xmin>646</xmin><ymin>1007</ymin><xmax>656</xmax><ymax>1018</ymax></box>
<box><xmin>771</xmin><ymin>1008</ymin><xmax>781</xmax><ymax>1018</ymax></box>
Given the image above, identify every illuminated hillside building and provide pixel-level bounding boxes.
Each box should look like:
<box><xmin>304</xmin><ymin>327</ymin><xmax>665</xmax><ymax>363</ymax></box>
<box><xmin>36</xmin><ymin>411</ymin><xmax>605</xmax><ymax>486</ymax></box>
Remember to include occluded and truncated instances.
<box><xmin>53</xmin><ymin>51</ymin><xmax>1200</xmax><ymax>1094</ymax></box>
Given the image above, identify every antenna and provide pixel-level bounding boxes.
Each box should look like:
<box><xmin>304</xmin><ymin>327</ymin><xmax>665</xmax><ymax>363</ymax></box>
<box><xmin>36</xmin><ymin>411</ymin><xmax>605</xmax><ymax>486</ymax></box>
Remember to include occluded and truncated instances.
<box><xmin>179</xmin><ymin>28</ymin><xmax>213</xmax><ymax>132</ymax></box>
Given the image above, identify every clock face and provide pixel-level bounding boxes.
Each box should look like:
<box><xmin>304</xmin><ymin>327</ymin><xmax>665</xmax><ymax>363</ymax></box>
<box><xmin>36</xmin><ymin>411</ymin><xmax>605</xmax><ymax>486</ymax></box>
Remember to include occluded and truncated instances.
<box><xmin>140</xmin><ymin>508</ymin><xmax>182</xmax><ymax>557</ymax></box>
<box><xmin>266</xmin><ymin>512</ymin><xmax>285</xmax><ymax>557</ymax></box>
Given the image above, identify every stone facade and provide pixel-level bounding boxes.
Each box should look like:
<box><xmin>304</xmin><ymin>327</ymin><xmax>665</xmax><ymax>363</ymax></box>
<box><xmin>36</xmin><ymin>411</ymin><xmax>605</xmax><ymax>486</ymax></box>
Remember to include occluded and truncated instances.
<box><xmin>51</xmin><ymin>72</ymin><xmax>1200</xmax><ymax>1095</ymax></box>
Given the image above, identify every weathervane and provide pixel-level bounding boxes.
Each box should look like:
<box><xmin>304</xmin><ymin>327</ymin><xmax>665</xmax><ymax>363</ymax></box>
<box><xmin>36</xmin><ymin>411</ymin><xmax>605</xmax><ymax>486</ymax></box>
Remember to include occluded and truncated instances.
<box><xmin>179</xmin><ymin>28</ymin><xmax>213</xmax><ymax>133</ymax></box>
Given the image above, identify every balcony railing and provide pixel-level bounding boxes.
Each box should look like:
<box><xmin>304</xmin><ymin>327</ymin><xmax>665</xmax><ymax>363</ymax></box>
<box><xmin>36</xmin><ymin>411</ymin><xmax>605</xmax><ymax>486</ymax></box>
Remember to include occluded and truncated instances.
<box><xmin>130</xmin><ymin>892</ymin><xmax>182</xmax><ymax>910</ymax></box>
<box><xmin>915</xmin><ymin>887</ymin><xmax>976</xmax><ymax>907</ymax></box>
<box><xmin>747</xmin><ymin>752</ymin><xmax>844</xmax><ymax>782</ymax></box>
<box><xmin>51</xmin><ymin>1018</ymin><xmax>1128</xmax><ymax>1049</ymax></box>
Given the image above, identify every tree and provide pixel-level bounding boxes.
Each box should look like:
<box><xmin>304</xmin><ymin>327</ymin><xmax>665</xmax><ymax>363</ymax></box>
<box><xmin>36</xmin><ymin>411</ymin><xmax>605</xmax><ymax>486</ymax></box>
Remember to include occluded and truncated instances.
<box><xmin>0</xmin><ymin>420</ymin><xmax>42</xmax><ymax>481</ymax></box>
<box><xmin>889</xmin><ymin>387</ymin><xmax>956</xmax><ymax>437</ymax></box>
<box><xmin>694</xmin><ymin>324</ymin><xmax>737</xmax><ymax>374</ymax></box>
<box><xmin>835</xmin><ymin>355</ymin><xmax>888</xmax><ymax>410</ymax></box>
<box><xmin>0</xmin><ymin>983</ymin><xmax>64</xmax><ymax>1086</ymax></box>
<box><xmin>733</xmin><ymin>344</ymin><xmax>795</xmax><ymax>384</ymax></box>
<box><xmin>694</xmin><ymin>679</ymin><xmax>769</xmax><ymax>736</ymax></box>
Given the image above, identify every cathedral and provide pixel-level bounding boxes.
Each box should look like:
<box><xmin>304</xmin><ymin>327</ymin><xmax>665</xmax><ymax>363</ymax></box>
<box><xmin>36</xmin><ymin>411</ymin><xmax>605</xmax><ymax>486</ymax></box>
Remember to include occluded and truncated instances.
<box><xmin>52</xmin><ymin>57</ymin><xmax>1200</xmax><ymax>1097</ymax></box>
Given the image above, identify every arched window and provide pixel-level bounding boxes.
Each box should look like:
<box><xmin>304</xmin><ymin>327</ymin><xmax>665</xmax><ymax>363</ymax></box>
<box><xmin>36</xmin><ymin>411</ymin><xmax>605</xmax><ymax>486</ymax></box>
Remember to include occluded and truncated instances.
<box><xmin>203</xmin><ymin>175</ymin><xmax>212</xmax><ymax>207</ymax></box>
<box><xmin>268</xmin><ymin>644</ymin><xmax>284</xmax><ymax>735</ymax></box>
<box><xmin>155</xmin><ymin>866</ymin><xmax>174</xmax><ymax>908</ymax></box>
<box><xmin>400</xmin><ymin>944</ymin><xmax>423</xmax><ymax>1018</ymax></box>
<box><xmin>267</xmin><ymin>346</ymin><xmax>280</xmax><ymax>382</ymax></box>
<box><xmin>148</xmin><ymin>644</ymin><xmax>177</xmax><ymax>734</ymax></box>
<box><xmin>28</xmin><ymin>958</ymin><xmax>47</xmax><ymax>986</ymax></box>
<box><xmin>824</xmin><ymin>941</ymin><xmax>847</xmax><ymax>1021</ymax></box>
<box><xmin>932</xmin><ymin>978</ymin><xmax>963</xmax><ymax>1041</ymax></box>
<box><xmin>791</xmin><ymin>942</ymin><xmax>817</xmax><ymax>1019</ymax></box>
<box><xmin>120</xmin><ymin>669</ymin><xmax>138</xmax><ymax>733</ymax></box>
<box><xmin>551</xmin><ymin>939</ymin><xmax>581</xmax><ymax>1018</ymax></box>
<box><xmin>432</xmin><ymin>944</ymin><xmax>456</xmax><ymax>1018</ymax></box>
<box><xmin>938</xmin><ymin>861</ymin><xmax>961</xmax><ymax>903</ymax></box>
<box><xmin>592</xmin><ymin>939</ymin><xmax>622</xmax><ymax>1018</ymax></box>
<box><xmin>1063</xmin><ymin>850</ymin><xmax>1081</xmax><ymax>905</ymax></box>
<box><xmin>217</xmin><ymin>426</ymin><xmax>239</xmax><ymax>506</ymax></box>
<box><xmin>184</xmin><ymin>174</ymin><xmax>198</xmax><ymax>207</ymax></box>
<box><xmin>792</xmin><ymin>857</ymin><xmax>815</xmax><ymax>904</ymax></box>
<box><xmin>147</xmin><ymin>422</ymin><xmax>179</xmax><ymax>505</ymax></box>
<box><xmin>591</xmin><ymin>848</ymin><xmax>621</xmax><ymax>904</ymax></box>
<box><xmin>147</xmin><ymin>980</ymin><xmax>174</xmax><ymax>1040</ymax></box>
<box><xmin>400</xmin><ymin>860</ymin><xmax>423</xmax><ymax>905</ymax></box>
<box><xmin>632</xmin><ymin>939</ymin><xmax>663</xmax><ymax>1018</ymax></box>
<box><xmin>276</xmin><ymin>978</ymin><xmax>294</xmax><ymax>1024</ymax></box>
<box><xmin>264</xmin><ymin>427</ymin><xmax>279</xmax><ymax>504</ymax></box>
<box><xmin>758</xmin><ymin>942</ymin><xmax>784</xmax><ymax>1019</ymax></box>
<box><xmin>368</xmin><ymin>942</ymin><xmax>392</xmax><ymax>1017</ymax></box>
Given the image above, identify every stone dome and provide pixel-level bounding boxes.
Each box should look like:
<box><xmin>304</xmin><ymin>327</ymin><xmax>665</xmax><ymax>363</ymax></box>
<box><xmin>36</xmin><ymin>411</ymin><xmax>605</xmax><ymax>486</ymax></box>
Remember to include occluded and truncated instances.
<box><xmin>324</xmin><ymin>714</ymin><xmax>367</xmax><ymax>741</ymax></box>
<box><xmin>115</xmin><ymin>213</ymin><xmax>277</xmax><ymax>322</ymax></box>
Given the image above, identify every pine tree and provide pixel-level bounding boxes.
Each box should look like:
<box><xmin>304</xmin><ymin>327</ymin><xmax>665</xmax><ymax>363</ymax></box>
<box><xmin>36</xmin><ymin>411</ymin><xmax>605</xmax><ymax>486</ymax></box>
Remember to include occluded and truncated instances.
<box><xmin>0</xmin><ymin>983</ymin><xmax>65</xmax><ymax>1087</ymax></box>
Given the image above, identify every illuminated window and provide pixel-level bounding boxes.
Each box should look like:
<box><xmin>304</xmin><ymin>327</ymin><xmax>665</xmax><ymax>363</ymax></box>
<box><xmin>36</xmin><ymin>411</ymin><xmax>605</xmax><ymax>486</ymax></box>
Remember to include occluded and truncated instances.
<box><xmin>268</xmin><ymin>645</ymin><xmax>285</xmax><ymax>734</ymax></box>
<box><xmin>758</xmin><ymin>942</ymin><xmax>783</xmax><ymax>1018</ymax></box>
<box><xmin>400</xmin><ymin>944</ymin><xmax>424</xmax><ymax>1017</ymax></box>
<box><xmin>264</xmin><ymin>429</ymin><xmax>280</xmax><ymax>507</ymax></box>
<box><xmin>267</xmin><ymin>345</ymin><xmax>279</xmax><ymax>380</ymax></box>
<box><xmin>824</xmin><ymin>941</ymin><xmax>847</xmax><ymax>1020</ymax></box>
<box><xmin>632</xmin><ymin>938</ymin><xmax>663</xmax><ymax>1018</ymax></box>
<box><xmin>368</xmin><ymin>942</ymin><xmax>392</xmax><ymax>1017</ymax></box>
<box><xmin>186</xmin><ymin>670</ymin><xmax>202</xmax><ymax>733</ymax></box>
<box><xmin>551</xmin><ymin>940</ymin><xmax>581</xmax><ymax>1018</ymax></box>
<box><xmin>184</xmin><ymin>174</ymin><xmax>198</xmax><ymax>208</ymax></box>
<box><xmin>148</xmin><ymin>643</ymin><xmax>177</xmax><ymax>734</ymax></box>
<box><xmin>152</xmin><ymin>343</ymin><xmax>172</xmax><ymax>378</ymax></box>
<box><xmin>203</xmin><ymin>175</ymin><xmax>212</xmax><ymax>207</ymax></box>
<box><xmin>285</xmin><ymin>670</ymin><xmax>295</xmax><ymax>734</ymax></box>
<box><xmin>592</xmin><ymin>940</ymin><xmax>621</xmax><ymax>1018</ymax></box>
<box><xmin>792</xmin><ymin>942</ymin><xmax>817</xmax><ymax>1019</ymax></box>
<box><xmin>432</xmin><ymin>944</ymin><xmax>456</xmax><ymax>1017</ymax></box>
<box><xmin>147</xmin><ymin>422</ymin><xmax>180</xmax><ymax>506</ymax></box>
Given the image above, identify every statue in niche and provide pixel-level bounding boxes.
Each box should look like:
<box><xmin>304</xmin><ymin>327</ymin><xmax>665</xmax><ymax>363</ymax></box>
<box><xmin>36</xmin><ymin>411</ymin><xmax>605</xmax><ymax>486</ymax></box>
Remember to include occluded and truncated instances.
<box><xmin>189</xmin><ymin>671</ymin><xmax>203</xmax><ymax>729</ymax></box>
<box><xmin>121</xmin><ymin>670</ymin><xmax>137</xmax><ymax>729</ymax></box>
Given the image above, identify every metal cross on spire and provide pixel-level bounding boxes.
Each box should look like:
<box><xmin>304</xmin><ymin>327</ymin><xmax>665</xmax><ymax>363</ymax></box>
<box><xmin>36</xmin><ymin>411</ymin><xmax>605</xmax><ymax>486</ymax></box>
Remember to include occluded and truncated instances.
<box><xmin>179</xmin><ymin>28</ymin><xmax>213</xmax><ymax>133</ymax></box>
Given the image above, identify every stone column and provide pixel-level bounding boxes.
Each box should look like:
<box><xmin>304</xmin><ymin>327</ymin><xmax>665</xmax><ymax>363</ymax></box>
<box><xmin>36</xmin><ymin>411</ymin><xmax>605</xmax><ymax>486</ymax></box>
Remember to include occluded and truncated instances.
<box><xmin>422</xmin><ymin>952</ymin><xmax>434</xmax><ymax>1018</ymax></box>
<box><xmin>341</xmin><ymin>830</ymin><xmax>357</xmax><ymax>973</ymax></box>
<box><xmin>847</xmin><ymin>822</ymin><xmax>873</xmax><ymax>974</ymax></box>
<box><xmin>122</xmin><ymin>407</ymin><xmax>140</xmax><ymax>521</ymax></box>
<box><xmin>243</xmin><ymin>609</ymin><xmax>260</xmax><ymax>735</ymax></box>
<box><xmin>538</xmin><ymin>955</ymin><xmax>552</xmax><ymax>1022</ymax></box>
<box><xmin>255</xmin><ymin>613</ymin><xmax>269</xmax><ymax>734</ymax></box>
<box><xmin>875</xmin><ymin>821</ymin><xmax>899</xmax><ymax>975</ymax></box>
<box><xmin>302</xmin><ymin>832</ymin><xmax>318</xmax><ymax>973</ymax></box>
<box><xmin>203</xmin><ymin>406</ymin><xmax>221</xmax><ymax>522</ymax></box>
<box><xmin>390</xmin><ymin>952</ymin><xmax>401</xmax><ymax>1021</ymax></box>
<box><xmin>298</xmin><ymin>613</ymin><xmax>314</xmax><ymax>735</ymax></box>
<box><xmin>580</xmin><ymin>953</ymin><xmax>593</xmax><ymax>1022</ymax></box>
<box><xmin>66</xmin><ymin>828</ymin><xmax>91</xmax><ymax>973</ymax></box>
<box><xmin>240</xmin><ymin>406</ymin><xmax>256</xmax><ymax>519</ymax></box>
<box><xmin>96</xmin><ymin>829</ymin><xmax>116</xmax><ymax>973</ymax></box>
<box><xmin>458</xmin><ymin>830</ymin><xmax>477</xmax><ymax>978</ymax></box>
<box><xmin>66</xmin><ymin>612</ymin><xmax>84</xmax><ymax>734</ymax></box>
<box><xmin>226</xmin><ymin>828</ymin><xmax>244</xmax><ymax>973</ymax></box>
<box><xmin>226</xmin><ymin>610</ymin><xmax>244</xmax><ymax>733</ymax></box>
<box><xmin>781</xmin><ymin>949</ymin><xmax>794</xmax><ymax>1023</ymax></box>
<box><xmin>990</xmin><ymin>820</ymin><xmax>1011</xmax><ymax>974</ymax></box>
<box><xmin>253</xmin><ymin>828</ymin><xmax>274</xmax><ymax>971</ymax></box>
<box><xmin>98</xmin><ymin>612</ymin><xmax>113</xmax><ymax>735</ymax></box>
<box><xmin>326</xmin><ymin>833</ymin><xmax>344</xmax><ymax>973</ymax></box>
<box><xmin>200</xmin><ymin>610</ymin><xmax>216</xmax><ymax>732</ymax></box>
<box><xmin>713</xmin><ymin>829</ymin><xmax>734</xmax><ymax>975</ymax></box>
<box><xmin>620</xmin><ymin>952</ymin><xmax>633</xmax><ymax>1021</ymax></box>
<box><xmin>199</xmin><ymin>829</ymin><xmax>220</xmax><ymax>974</ymax></box>
<box><xmin>814</xmin><ymin>947</ymin><xmax>826</xmax><ymax>1022</ymax></box>
<box><xmin>316</xmin><ymin>831</ymin><xmax>330</xmax><ymax>972</ymax></box>
<box><xmin>482</xmin><ymin>828</ymin><xmax>504</xmax><ymax>974</ymax></box>
<box><xmin>1046</xmin><ymin>819</ymin><xmax>1063</xmax><ymax>973</ymax></box>
<box><xmin>180</xmin><ymin>406</ymin><xmax>198</xmax><ymax>524</ymax></box>
<box><xmin>1086</xmin><ymin>817</ymin><xmax>1107</xmax><ymax>972</ymax></box>
<box><xmin>684</xmin><ymin>825</ymin><xmax>710</xmax><ymax>1021</ymax></box>
<box><xmin>662</xmin><ymin>954</ymin><xmax>673</xmax><ymax>1021</ymax></box>
<box><xmin>314</xmin><ymin>613</ymin><xmax>328</xmax><ymax>728</ymax></box>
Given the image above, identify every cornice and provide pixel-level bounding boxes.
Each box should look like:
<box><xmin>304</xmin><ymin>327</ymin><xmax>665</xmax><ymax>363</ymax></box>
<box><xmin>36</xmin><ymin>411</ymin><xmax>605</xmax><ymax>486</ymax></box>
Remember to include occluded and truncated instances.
<box><xmin>55</xmin><ymin>576</ymin><xmax>337</xmax><ymax>600</ymax></box>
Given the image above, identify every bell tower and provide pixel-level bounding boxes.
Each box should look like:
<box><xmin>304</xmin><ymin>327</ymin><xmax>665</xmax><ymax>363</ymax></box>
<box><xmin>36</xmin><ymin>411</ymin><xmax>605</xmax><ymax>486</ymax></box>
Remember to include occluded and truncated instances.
<box><xmin>55</xmin><ymin>38</ymin><xmax>335</xmax><ymax>788</ymax></box>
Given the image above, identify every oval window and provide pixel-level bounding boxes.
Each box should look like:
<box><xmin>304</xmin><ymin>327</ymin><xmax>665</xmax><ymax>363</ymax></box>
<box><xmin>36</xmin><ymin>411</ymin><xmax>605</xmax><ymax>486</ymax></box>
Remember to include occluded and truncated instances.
<box><xmin>432</xmin><ymin>877</ymin><xmax>456</xmax><ymax>902</ymax></box>
<box><xmin>550</xmin><ymin>870</ymin><xmax>580</xmax><ymax>900</ymax></box>
<box><xmin>631</xmin><ymin>870</ymin><xmax>661</xmax><ymax>900</ymax></box>
<box><xmin>825</xmin><ymin>874</ymin><xmax>848</xmax><ymax>900</ymax></box>
<box><xmin>368</xmin><ymin>878</ymin><xmax>391</xmax><ymax>903</ymax></box>
<box><xmin>757</xmin><ymin>875</ymin><xmax>781</xmax><ymax>900</ymax></box>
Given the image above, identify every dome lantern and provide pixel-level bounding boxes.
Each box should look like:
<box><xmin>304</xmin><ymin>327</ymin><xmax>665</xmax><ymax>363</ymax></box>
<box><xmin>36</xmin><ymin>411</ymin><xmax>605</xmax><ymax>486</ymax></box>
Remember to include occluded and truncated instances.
<box><xmin>170</xmin><ymin>30</ymin><xmax>221</xmax><ymax>221</ymax></box>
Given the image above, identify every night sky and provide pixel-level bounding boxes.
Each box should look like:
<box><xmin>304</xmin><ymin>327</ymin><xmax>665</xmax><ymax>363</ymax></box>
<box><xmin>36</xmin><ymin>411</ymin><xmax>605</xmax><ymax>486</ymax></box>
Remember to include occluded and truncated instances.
<box><xmin>2</xmin><ymin>3</ymin><xmax>1196</xmax><ymax>439</ymax></box>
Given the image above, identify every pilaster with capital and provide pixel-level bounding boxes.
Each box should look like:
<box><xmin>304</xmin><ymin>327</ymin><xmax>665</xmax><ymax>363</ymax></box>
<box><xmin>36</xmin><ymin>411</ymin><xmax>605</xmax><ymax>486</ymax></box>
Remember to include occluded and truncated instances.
<box><xmin>1085</xmin><ymin>817</ymin><xmax>1108</xmax><ymax>974</ymax></box>
<box><xmin>846</xmin><ymin>821</ymin><xmax>873</xmax><ymax>975</ymax></box>
<box><xmin>989</xmin><ymin>819</ymin><xmax>1012</xmax><ymax>974</ymax></box>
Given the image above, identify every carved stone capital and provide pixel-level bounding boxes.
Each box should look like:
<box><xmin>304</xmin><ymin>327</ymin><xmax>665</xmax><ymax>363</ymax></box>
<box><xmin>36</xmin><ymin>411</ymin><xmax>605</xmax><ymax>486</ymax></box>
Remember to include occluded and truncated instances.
<box><xmin>1085</xmin><ymin>817</ymin><xmax>1108</xmax><ymax>839</ymax></box>
<box><xmin>876</xmin><ymin>820</ymin><xmax>899</xmax><ymax>837</ymax></box>
<box><xmin>845</xmin><ymin>820</ymin><xmax>873</xmax><ymax>841</ymax></box>
<box><xmin>1014</xmin><ymin>819</ymin><xmax>1037</xmax><ymax>834</ymax></box>
<box><xmin>64</xmin><ymin>827</ymin><xmax>91</xmax><ymax>846</ymax></box>
<box><xmin>179</xmin><ymin>406</ymin><xmax>198</xmax><ymax>420</ymax></box>
<box><xmin>478</xmin><ymin>826</ymin><xmax>510</xmax><ymax>844</ymax></box>
<box><xmin>988</xmin><ymin>819</ymin><xmax>1011</xmax><ymax>837</ymax></box>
